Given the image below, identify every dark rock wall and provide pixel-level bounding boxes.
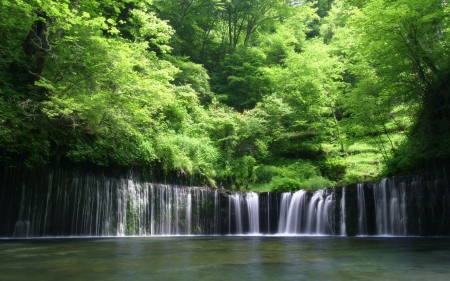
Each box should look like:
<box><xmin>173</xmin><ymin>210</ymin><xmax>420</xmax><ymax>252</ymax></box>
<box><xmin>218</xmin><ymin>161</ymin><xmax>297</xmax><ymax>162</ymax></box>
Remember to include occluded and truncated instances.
<box><xmin>2</xmin><ymin>163</ymin><xmax>450</xmax><ymax>237</ymax></box>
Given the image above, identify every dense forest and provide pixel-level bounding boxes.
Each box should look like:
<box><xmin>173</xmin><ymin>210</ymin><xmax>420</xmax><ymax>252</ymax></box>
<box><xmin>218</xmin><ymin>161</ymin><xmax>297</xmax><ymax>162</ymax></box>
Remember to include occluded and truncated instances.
<box><xmin>1</xmin><ymin>0</ymin><xmax>449</xmax><ymax>191</ymax></box>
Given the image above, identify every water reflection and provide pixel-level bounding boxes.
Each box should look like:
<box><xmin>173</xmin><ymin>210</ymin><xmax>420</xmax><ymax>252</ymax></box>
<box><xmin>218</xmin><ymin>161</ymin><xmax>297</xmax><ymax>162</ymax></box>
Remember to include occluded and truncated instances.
<box><xmin>1</xmin><ymin>237</ymin><xmax>450</xmax><ymax>281</ymax></box>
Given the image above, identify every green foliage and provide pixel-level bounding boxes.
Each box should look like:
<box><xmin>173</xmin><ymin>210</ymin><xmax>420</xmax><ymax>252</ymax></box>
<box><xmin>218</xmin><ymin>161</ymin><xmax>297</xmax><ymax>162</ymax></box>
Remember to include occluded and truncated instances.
<box><xmin>211</xmin><ymin>47</ymin><xmax>271</xmax><ymax>110</ymax></box>
<box><xmin>155</xmin><ymin>133</ymin><xmax>218</xmax><ymax>182</ymax></box>
<box><xmin>254</xmin><ymin>165</ymin><xmax>280</xmax><ymax>184</ymax></box>
<box><xmin>255</xmin><ymin>161</ymin><xmax>333</xmax><ymax>192</ymax></box>
<box><xmin>2</xmin><ymin>0</ymin><xmax>450</xmax><ymax>190</ymax></box>
<box><xmin>271</xmin><ymin>177</ymin><xmax>304</xmax><ymax>192</ymax></box>
<box><xmin>339</xmin><ymin>0</ymin><xmax>450</xmax><ymax>174</ymax></box>
<box><xmin>165</xmin><ymin>56</ymin><xmax>213</xmax><ymax>105</ymax></box>
<box><xmin>321</xmin><ymin>158</ymin><xmax>346</xmax><ymax>182</ymax></box>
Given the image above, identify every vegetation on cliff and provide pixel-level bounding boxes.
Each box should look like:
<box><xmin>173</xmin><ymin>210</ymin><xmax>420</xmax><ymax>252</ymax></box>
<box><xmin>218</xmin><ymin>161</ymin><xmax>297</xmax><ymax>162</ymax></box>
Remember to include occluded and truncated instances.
<box><xmin>1</xmin><ymin>0</ymin><xmax>449</xmax><ymax>190</ymax></box>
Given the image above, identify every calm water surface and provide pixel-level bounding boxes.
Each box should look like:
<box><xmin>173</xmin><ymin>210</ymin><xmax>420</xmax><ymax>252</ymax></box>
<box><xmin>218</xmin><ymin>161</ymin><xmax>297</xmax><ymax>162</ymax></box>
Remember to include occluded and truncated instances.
<box><xmin>1</xmin><ymin>236</ymin><xmax>449</xmax><ymax>281</ymax></box>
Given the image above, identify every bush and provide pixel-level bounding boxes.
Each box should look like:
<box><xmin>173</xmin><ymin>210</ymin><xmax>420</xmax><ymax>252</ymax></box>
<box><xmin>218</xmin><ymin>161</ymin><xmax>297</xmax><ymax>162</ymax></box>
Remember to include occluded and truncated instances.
<box><xmin>321</xmin><ymin>158</ymin><xmax>346</xmax><ymax>182</ymax></box>
<box><xmin>307</xmin><ymin>176</ymin><xmax>332</xmax><ymax>190</ymax></box>
<box><xmin>341</xmin><ymin>173</ymin><xmax>364</xmax><ymax>185</ymax></box>
<box><xmin>282</xmin><ymin>161</ymin><xmax>318</xmax><ymax>180</ymax></box>
<box><xmin>254</xmin><ymin>165</ymin><xmax>280</xmax><ymax>183</ymax></box>
<box><xmin>271</xmin><ymin>177</ymin><xmax>304</xmax><ymax>192</ymax></box>
<box><xmin>257</xmin><ymin>161</ymin><xmax>334</xmax><ymax>192</ymax></box>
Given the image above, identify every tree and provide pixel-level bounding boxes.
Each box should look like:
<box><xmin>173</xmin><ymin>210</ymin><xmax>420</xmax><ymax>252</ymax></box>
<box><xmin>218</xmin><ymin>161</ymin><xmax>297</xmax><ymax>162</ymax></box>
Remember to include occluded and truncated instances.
<box><xmin>152</xmin><ymin>0</ymin><xmax>222</xmax><ymax>63</ymax></box>
<box><xmin>211</xmin><ymin>47</ymin><xmax>271</xmax><ymax>110</ymax></box>
<box><xmin>346</xmin><ymin>0</ymin><xmax>450</xmax><ymax>172</ymax></box>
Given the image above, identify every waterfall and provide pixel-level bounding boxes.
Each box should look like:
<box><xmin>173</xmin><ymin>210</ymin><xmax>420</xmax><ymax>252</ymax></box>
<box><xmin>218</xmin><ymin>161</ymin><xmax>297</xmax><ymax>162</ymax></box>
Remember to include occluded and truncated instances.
<box><xmin>246</xmin><ymin>192</ymin><xmax>259</xmax><ymax>234</ymax></box>
<box><xmin>214</xmin><ymin>190</ymin><xmax>220</xmax><ymax>234</ymax></box>
<box><xmin>340</xmin><ymin>187</ymin><xmax>346</xmax><ymax>236</ymax></box>
<box><xmin>357</xmin><ymin>184</ymin><xmax>367</xmax><ymax>235</ymax></box>
<box><xmin>229</xmin><ymin>194</ymin><xmax>243</xmax><ymax>234</ymax></box>
<box><xmin>283</xmin><ymin>190</ymin><xmax>308</xmax><ymax>234</ymax></box>
<box><xmin>306</xmin><ymin>189</ymin><xmax>335</xmax><ymax>234</ymax></box>
<box><xmin>320</xmin><ymin>190</ymin><xmax>334</xmax><ymax>234</ymax></box>
<box><xmin>277</xmin><ymin>193</ymin><xmax>292</xmax><ymax>233</ymax></box>
<box><xmin>186</xmin><ymin>193</ymin><xmax>192</xmax><ymax>235</ymax></box>
<box><xmin>228</xmin><ymin>192</ymin><xmax>260</xmax><ymax>234</ymax></box>
<box><xmin>2</xmin><ymin>164</ymin><xmax>450</xmax><ymax>237</ymax></box>
<box><xmin>266</xmin><ymin>192</ymin><xmax>271</xmax><ymax>233</ymax></box>
<box><xmin>305</xmin><ymin>191</ymin><xmax>321</xmax><ymax>233</ymax></box>
<box><xmin>277</xmin><ymin>189</ymin><xmax>335</xmax><ymax>235</ymax></box>
<box><xmin>0</xmin><ymin>168</ymin><xmax>221</xmax><ymax>237</ymax></box>
<box><xmin>373</xmin><ymin>179</ymin><xmax>407</xmax><ymax>235</ymax></box>
<box><xmin>374</xmin><ymin>179</ymin><xmax>388</xmax><ymax>234</ymax></box>
<box><xmin>13</xmin><ymin>221</ymin><xmax>30</xmax><ymax>237</ymax></box>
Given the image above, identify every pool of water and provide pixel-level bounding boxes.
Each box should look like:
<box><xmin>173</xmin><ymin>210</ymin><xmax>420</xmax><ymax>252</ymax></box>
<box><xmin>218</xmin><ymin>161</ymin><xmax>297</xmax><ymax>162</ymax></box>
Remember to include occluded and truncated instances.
<box><xmin>1</xmin><ymin>236</ymin><xmax>449</xmax><ymax>280</ymax></box>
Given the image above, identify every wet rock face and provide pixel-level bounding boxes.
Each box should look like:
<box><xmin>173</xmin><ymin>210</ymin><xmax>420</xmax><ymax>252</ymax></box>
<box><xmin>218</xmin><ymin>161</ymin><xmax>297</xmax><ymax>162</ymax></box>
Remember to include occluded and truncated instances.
<box><xmin>352</xmin><ymin>170</ymin><xmax>450</xmax><ymax>236</ymax></box>
<box><xmin>0</xmin><ymin>165</ymin><xmax>224</xmax><ymax>237</ymax></box>
<box><xmin>343</xmin><ymin>184</ymin><xmax>358</xmax><ymax>236</ymax></box>
<box><xmin>0</xmin><ymin>163</ymin><xmax>341</xmax><ymax>237</ymax></box>
<box><xmin>1</xmin><ymin>164</ymin><xmax>450</xmax><ymax>237</ymax></box>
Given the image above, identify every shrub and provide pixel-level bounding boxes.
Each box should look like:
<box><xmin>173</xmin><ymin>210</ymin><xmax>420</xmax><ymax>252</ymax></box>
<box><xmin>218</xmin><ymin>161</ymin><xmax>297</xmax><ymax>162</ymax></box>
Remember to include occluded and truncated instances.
<box><xmin>307</xmin><ymin>176</ymin><xmax>332</xmax><ymax>190</ymax></box>
<box><xmin>321</xmin><ymin>158</ymin><xmax>346</xmax><ymax>182</ymax></box>
<box><xmin>271</xmin><ymin>177</ymin><xmax>304</xmax><ymax>192</ymax></box>
<box><xmin>254</xmin><ymin>165</ymin><xmax>280</xmax><ymax>183</ymax></box>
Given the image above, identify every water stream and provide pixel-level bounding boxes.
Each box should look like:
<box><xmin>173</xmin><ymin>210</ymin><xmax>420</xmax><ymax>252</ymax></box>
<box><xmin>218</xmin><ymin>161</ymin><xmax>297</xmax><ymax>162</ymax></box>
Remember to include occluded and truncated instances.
<box><xmin>1</xmin><ymin>166</ymin><xmax>450</xmax><ymax>237</ymax></box>
<box><xmin>357</xmin><ymin>183</ymin><xmax>367</xmax><ymax>235</ymax></box>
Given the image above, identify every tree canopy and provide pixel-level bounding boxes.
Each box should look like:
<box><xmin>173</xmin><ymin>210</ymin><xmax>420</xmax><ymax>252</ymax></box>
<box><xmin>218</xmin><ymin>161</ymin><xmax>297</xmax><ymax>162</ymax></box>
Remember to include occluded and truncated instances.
<box><xmin>1</xmin><ymin>0</ymin><xmax>449</xmax><ymax>190</ymax></box>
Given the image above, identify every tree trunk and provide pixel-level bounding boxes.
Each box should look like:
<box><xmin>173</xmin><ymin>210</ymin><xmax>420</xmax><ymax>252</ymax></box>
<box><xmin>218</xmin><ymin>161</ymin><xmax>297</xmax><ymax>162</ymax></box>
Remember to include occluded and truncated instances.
<box><xmin>23</xmin><ymin>15</ymin><xmax>52</xmax><ymax>86</ymax></box>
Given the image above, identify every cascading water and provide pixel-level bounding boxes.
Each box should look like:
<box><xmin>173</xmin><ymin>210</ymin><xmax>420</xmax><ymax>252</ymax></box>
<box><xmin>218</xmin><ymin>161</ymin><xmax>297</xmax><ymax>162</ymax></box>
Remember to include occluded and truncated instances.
<box><xmin>277</xmin><ymin>193</ymin><xmax>292</xmax><ymax>233</ymax></box>
<box><xmin>266</xmin><ymin>192</ymin><xmax>271</xmax><ymax>233</ymax></box>
<box><xmin>307</xmin><ymin>189</ymin><xmax>335</xmax><ymax>234</ymax></box>
<box><xmin>277</xmin><ymin>189</ymin><xmax>336</xmax><ymax>235</ymax></box>
<box><xmin>245</xmin><ymin>192</ymin><xmax>259</xmax><ymax>234</ymax></box>
<box><xmin>2</xmin><ymin>164</ymin><xmax>450</xmax><ymax>237</ymax></box>
<box><xmin>340</xmin><ymin>187</ymin><xmax>346</xmax><ymax>236</ymax></box>
<box><xmin>214</xmin><ymin>191</ymin><xmax>220</xmax><ymax>234</ymax></box>
<box><xmin>228</xmin><ymin>194</ymin><xmax>243</xmax><ymax>234</ymax></box>
<box><xmin>306</xmin><ymin>191</ymin><xmax>321</xmax><ymax>233</ymax></box>
<box><xmin>186</xmin><ymin>193</ymin><xmax>192</xmax><ymax>235</ymax></box>
<box><xmin>227</xmin><ymin>192</ymin><xmax>260</xmax><ymax>234</ymax></box>
<box><xmin>0</xmin><ymin>168</ymin><xmax>221</xmax><ymax>237</ymax></box>
<box><xmin>281</xmin><ymin>190</ymin><xmax>308</xmax><ymax>234</ymax></box>
<box><xmin>373</xmin><ymin>179</ymin><xmax>407</xmax><ymax>235</ymax></box>
<box><xmin>13</xmin><ymin>221</ymin><xmax>30</xmax><ymax>237</ymax></box>
<box><xmin>357</xmin><ymin>184</ymin><xmax>367</xmax><ymax>235</ymax></box>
